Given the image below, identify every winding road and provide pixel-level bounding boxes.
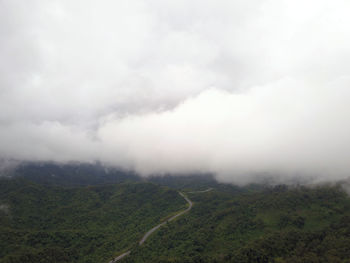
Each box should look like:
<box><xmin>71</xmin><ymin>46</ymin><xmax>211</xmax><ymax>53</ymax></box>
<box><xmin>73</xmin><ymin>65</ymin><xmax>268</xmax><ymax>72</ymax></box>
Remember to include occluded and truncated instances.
<box><xmin>108</xmin><ymin>189</ymin><xmax>211</xmax><ymax>262</ymax></box>
<box><xmin>139</xmin><ymin>192</ymin><xmax>192</xmax><ymax>245</ymax></box>
<box><xmin>187</xmin><ymin>187</ymin><xmax>213</xmax><ymax>194</ymax></box>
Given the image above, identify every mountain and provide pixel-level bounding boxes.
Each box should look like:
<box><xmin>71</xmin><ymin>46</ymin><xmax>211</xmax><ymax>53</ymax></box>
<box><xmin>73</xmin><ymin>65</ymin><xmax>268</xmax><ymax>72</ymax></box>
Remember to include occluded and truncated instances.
<box><xmin>1</xmin><ymin>163</ymin><xmax>350</xmax><ymax>262</ymax></box>
<box><xmin>126</xmin><ymin>185</ymin><xmax>350</xmax><ymax>263</ymax></box>
<box><xmin>7</xmin><ymin>162</ymin><xmax>141</xmax><ymax>186</ymax></box>
<box><xmin>0</xmin><ymin>178</ymin><xmax>186</xmax><ymax>263</ymax></box>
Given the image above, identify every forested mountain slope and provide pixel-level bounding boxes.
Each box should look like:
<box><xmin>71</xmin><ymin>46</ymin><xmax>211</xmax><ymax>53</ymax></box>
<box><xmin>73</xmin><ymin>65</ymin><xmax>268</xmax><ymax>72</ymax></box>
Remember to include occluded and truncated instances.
<box><xmin>1</xmin><ymin>164</ymin><xmax>350</xmax><ymax>263</ymax></box>
<box><xmin>0</xmin><ymin>179</ymin><xmax>186</xmax><ymax>263</ymax></box>
<box><xmin>125</xmin><ymin>185</ymin><xmax>350</xmax><ymax>263</ymax></box>
<box><xmin>9</xmin><ymin>162</ymin><xmax>140</xmax><ymax>186</ymax></box>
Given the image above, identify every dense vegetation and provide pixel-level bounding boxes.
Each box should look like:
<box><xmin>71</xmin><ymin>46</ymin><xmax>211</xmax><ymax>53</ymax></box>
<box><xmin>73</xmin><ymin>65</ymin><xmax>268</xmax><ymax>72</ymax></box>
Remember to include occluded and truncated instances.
<box><xmin>11</xmin><ymin>162</ymin><xmax>141</xmax><ymax>186</ymax></box>
<box><xmin>126</xmin><ymin>185</ymin><xmax>350</xmax><ymax>263</ymax></box>
<box><xmin>0</xmin><ymin>178</ymin><xmax>186</xmax><ymax>263</ymax></box>
<box><xmin>1</xmin><ymin>163</ymin><xmax>350</xmax><ymax>262</ymax></box>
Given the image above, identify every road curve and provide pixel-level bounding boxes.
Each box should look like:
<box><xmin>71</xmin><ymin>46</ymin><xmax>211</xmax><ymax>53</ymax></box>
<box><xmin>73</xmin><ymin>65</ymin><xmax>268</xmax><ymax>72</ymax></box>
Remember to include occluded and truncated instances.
<box><xmin>109</xmin><ymin>191</ymin><xmax>192</xmax><ymax>262</ymax></box>
<box><xmin>187</xmin><ymin>188</ymin><xmax>213</xmax><ymax>194</ymax></box>
<box><xmin>108</xmin><ymin>189</ymin><xmax>213</xmax><ymax>262</ymax></box>
<box><xmin>108</xmin><ymin>251</ymin><xmax>130</xmax><ymax>263</ymax></box>
<box><xmin>139</xmin><ymin>192</ymin><xmax>192</xmax><ymax>245</ymax></box>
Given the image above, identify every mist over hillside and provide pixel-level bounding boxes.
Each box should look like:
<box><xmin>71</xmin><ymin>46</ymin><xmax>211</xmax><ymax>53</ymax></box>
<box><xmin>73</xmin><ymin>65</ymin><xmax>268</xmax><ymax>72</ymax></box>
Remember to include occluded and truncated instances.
<box><xmin>1</xmin><ymin>0</ymin><xmax>350</xmax><ymax>185</ymax></box>
<box><xmin>1</xmin><ymin>166</ymin><xmax>350</xmax><ymax>262</ymax></box>
<box><xmin>1</xmin><ymin>160</ymin><xmax>350</xmax><ymax>192</ymax></box>
<box><xmin>2</xmin><ymin>1</ymin><xmax>350</xmax><ymax>262</ymax></box>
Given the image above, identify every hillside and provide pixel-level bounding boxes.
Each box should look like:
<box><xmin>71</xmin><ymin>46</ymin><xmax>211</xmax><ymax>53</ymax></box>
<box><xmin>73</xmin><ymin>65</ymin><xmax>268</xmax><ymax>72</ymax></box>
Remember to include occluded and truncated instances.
<box><xmin>9</xmin><ymin>162</ymin><xmax>141</xmax><ymax>186</ymax></box>
<box><xmin>1</xmin><ymin>165</ymin><xmax>350</xmax><ymax>262</ymax></box>
<box><xmin>0</xmin><ymin>179</ymin><xmax>186</xmax><ymax>263</ymax></box>
<box><xmin>125</xmin><ymin>185</ymin><xmax>350</xmax><ymax>263</ymax></box>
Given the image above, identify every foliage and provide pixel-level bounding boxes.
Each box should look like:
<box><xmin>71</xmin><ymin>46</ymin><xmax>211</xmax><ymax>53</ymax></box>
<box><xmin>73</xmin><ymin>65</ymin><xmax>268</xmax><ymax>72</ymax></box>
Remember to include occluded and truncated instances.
<box><xmin>0</xmin><ymin>179</ymin><xmax>186</xmax><ymax>263</ymax></box>
<box><xmin>2</xmin><ymin>166</ymin><xmax>350</xmax><ymax>263</ymax></box>
<box><xmin>125</xmin><ymin>185</ymin><xmax>350</xmax><ymax>262</ymax></box>
<box><xmin>11</xmin><ymin>162</ymin><xmax>140</xmax><ymax>187</ymax></box>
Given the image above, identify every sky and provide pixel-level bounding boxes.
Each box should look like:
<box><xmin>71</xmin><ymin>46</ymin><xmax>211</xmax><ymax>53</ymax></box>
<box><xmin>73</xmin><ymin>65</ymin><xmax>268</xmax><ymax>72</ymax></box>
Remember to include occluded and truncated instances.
<box><xmin>1</xmin><ymin>0</ymin><xmax>350</xmax><ymax>184</ymax></box>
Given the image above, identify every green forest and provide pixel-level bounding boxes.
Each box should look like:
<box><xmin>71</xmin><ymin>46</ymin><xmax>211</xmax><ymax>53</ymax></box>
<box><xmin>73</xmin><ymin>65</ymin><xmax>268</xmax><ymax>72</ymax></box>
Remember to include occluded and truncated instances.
<box><xmin>1</xmin><ymin>165</ymin><xmax>350</xmax><ymax>262</ymax></box>
<box><xmin>0</xmin><ymin>178</ymin><xmax>186</xmax><ymax>263</ymax></box>
<box><xmin>126</xmin><ymin>185</ymin><xmax>350</xmax><ymax>262</ymax></box>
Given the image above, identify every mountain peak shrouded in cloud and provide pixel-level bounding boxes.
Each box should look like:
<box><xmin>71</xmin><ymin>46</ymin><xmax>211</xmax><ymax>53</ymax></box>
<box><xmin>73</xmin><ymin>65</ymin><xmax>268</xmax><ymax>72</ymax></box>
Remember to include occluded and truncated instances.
<box><xmin>1</xmin><ymin>0</ymin><xmax>350</xmax><ymax>184</ymax></box>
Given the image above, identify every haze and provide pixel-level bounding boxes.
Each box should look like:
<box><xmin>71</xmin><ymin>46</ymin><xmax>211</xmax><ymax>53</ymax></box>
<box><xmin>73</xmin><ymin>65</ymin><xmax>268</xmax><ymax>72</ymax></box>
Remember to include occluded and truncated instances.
<box><xmin>1</xmin><ymin>0</ymin><xmax>350</xmax><ymax>184</ymax></box>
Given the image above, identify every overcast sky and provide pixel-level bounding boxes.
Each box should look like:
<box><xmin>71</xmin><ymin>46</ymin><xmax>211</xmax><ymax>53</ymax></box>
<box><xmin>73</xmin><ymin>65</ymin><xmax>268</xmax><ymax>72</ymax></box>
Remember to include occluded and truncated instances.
<box><xmin>1</xmin><ymin>0</ymin><xmax>350</xmax><ymax>184</ymax></box>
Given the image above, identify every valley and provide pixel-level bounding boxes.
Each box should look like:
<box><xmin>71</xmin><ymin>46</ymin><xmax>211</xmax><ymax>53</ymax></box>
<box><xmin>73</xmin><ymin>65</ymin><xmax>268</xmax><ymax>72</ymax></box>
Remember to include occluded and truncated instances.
<box><xmin>1</xmin><ymin>164</ymin><xmax>350</xmax><ymax>263</ymax></box>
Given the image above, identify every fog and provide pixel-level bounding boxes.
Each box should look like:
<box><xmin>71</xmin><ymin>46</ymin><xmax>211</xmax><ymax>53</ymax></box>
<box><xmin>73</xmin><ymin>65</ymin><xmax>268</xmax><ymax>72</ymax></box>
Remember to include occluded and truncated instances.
<box><xmin>1</xmin><ymin>0</ymin><xmax>350</xmax><ymax>184</ymax></box>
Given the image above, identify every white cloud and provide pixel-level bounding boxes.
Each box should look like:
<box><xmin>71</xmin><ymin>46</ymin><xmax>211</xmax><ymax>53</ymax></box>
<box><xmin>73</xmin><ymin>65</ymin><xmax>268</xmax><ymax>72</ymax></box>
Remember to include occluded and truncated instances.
<box><xmin>1</xmin><ymin>0</ymin><xmax>350</xmax><ymax>184</ymax></box>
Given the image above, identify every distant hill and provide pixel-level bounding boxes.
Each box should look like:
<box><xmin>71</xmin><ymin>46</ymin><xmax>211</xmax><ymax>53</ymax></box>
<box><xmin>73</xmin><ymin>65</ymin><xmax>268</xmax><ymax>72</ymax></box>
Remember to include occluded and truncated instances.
<box><xmin>7</xmin><ymin>162</ymin><xmax>141</xmax><ymax>186</ymax></box>
<box><xmin>5</xmin><ymin>162</ymin><xmax>221</xmax><ymax>189</ymax></box>
<box><xmin>1</xmin><ymin>163</ymin><xmax>350</xmax><ymax>262</ymax></box>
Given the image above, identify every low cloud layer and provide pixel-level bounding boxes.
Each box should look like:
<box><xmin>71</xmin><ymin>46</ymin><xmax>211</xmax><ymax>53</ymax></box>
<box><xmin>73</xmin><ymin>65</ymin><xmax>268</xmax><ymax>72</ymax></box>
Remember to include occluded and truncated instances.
<box><xmin>1</xmin><ymin>0</ymin><xmax>350</xmax><ymax>184</ymax></box>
